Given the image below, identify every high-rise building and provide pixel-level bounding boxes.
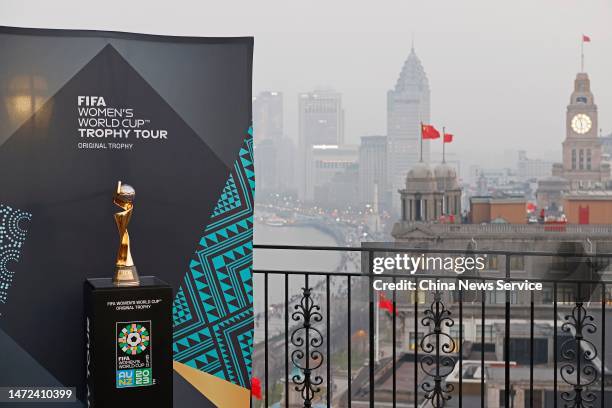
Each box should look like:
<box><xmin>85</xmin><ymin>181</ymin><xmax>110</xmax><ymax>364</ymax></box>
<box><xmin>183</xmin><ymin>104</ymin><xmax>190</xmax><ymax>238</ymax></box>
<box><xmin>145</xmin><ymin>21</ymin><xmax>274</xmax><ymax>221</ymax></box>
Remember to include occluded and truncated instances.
<box><xmin>517</xmin><ymin>150</ymin><xmax>553</xmax><ymax>181</ymax></box>
<box><xmin>304</xmin><ymin>144</ymin><xmax>357</xmax><ymax>203</ymax></box>
<box><xmin>387</xmin><ymin>46</ymin><xmax>431</xmax><ymax>212</ymax></box>
<box><xmin>253</xmin><ymin>91</ymin><xmax>295</xmax><ymax>196</ymax></box>
<box><xmin>253</xmin><ymin>91</ymin><xmax>283</xmax><ymax>142</ymax></box>
<box><xmin>275</xmin><ymin>137</ymin><xmax>296</xmax><ymax>194</ymax></box>
<box><xmin>298</xmin><ymin>89</ymin><xmax>345</xmax><ymax>199</ymax></box>
<box><xmin>358</xmin><ymin>135</ymin><xmax>388</xmax><ymax>208</ymax></box>
<box><xmin>254</xmin><ymin>139</ymin><xmax>278</xmax><ymax>195</ymax></box>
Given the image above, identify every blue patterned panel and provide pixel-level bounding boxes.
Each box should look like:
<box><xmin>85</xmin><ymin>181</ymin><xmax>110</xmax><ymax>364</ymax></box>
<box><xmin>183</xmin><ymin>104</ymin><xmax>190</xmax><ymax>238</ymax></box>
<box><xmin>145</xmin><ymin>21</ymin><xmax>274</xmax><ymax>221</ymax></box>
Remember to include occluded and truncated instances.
<box><xmin>0</xmin><ymin>205</ymin><xmax>32</xmax><ymax>306</ymax></box>
<box><xmin>173</xmin><ymin>127</ymin><xmax>255</xmax><ymax>388</ymax></box>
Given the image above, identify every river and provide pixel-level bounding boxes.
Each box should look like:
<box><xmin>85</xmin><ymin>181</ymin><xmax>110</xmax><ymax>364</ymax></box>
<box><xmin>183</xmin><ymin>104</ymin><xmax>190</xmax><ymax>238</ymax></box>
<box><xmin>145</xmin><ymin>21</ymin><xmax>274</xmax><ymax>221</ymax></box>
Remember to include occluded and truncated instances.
<box><xmin>253</xmin><ymin>220</ymin><xmax>342</xmax><ymax>306</ymax></box>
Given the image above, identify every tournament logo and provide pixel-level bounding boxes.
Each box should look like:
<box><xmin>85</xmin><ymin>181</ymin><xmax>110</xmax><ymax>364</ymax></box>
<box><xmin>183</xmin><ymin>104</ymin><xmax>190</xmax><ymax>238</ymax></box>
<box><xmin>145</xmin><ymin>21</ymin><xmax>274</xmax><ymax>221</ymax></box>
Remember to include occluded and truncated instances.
<box><xmin>118</xmin><ymin>323</ymin><xmax>150</xmax><ymax>355</ymax></box>
<box><xmin>116</xmin><ymin>321</ymin><xmax>153</xmax><ymax>388</ymax></box>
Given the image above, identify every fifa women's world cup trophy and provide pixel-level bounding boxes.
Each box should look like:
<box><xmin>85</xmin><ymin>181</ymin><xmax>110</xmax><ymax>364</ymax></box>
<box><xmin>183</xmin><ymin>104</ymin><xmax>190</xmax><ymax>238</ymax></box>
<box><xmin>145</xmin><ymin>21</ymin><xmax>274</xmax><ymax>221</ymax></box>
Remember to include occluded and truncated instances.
<box><xmin>113</xmin><ymin>181</ymin><xmax>140</xmax><ymax>286</ymax></box>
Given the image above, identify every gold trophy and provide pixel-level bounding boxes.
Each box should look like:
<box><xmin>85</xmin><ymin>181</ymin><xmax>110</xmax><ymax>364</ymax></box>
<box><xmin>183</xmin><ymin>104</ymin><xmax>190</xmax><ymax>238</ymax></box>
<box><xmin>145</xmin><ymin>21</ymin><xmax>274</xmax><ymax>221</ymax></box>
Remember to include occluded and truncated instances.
<box><xmin>113</xmin><ymin>181</ymin><xmax>140</xmax><ymax>286</ymax></box>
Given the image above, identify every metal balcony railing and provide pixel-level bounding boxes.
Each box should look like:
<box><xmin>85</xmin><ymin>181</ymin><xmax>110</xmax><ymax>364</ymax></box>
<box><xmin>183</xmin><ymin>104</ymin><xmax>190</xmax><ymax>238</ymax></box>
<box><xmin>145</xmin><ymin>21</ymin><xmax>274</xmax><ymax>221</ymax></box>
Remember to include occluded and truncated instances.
<box><xmin>252</xmin><ymin>244</ymin><xmax>612</xmax><ymax>408</ymax></box>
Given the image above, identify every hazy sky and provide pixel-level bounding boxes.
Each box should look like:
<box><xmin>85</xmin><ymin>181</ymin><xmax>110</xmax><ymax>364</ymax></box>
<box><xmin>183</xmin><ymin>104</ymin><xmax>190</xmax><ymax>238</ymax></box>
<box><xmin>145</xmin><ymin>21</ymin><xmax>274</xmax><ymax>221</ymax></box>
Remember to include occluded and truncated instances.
<box><xmin>2</xmin><ymin>0</ymin><xmax>612</xmax><ymax>169</ymax></box>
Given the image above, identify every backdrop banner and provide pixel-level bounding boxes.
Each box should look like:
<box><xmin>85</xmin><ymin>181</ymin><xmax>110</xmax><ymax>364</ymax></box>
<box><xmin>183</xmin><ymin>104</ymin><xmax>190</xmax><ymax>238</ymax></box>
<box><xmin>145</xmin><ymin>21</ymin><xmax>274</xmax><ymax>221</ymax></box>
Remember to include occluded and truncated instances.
<box><xmin>0</xmin><ymin>26</ymin><xmax>254</xmax><ymax>407</ymax></box>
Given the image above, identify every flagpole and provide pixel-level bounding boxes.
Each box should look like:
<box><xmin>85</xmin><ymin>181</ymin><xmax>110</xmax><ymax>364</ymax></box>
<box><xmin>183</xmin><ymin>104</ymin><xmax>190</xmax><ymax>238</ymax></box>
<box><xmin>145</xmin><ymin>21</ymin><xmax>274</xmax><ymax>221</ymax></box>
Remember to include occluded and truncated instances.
<box><xmin>442</xmin><ymin>126</ymin><xmax>446</xmax><ymax>164</ymax></box>
<box><xmin>420</xmin><ymin>122</ymin><xmax>423</xmax><ymax>162</ymax></box>
<box><xmin>581</xmin><ymin>35</ymin><xmax>584</xmax><ymax>72</ymax></box>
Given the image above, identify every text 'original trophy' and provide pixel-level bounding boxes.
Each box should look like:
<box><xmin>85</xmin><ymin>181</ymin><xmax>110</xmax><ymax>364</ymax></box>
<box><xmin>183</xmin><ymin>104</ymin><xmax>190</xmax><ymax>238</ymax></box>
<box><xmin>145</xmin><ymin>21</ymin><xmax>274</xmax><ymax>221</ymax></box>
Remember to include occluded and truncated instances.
<box><xmin>84</xmin><ymin>182</ymin><xmax>172</xmax><ymax>407</ymax></box>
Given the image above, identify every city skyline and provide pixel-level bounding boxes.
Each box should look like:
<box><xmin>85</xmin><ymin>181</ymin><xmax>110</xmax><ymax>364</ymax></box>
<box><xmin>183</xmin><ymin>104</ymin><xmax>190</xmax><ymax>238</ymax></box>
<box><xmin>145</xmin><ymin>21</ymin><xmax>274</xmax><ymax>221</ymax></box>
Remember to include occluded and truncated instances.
<box><xmin>243</xmin><ymin>2</ymin><xmax>612</xmax><ymax>172</ymax></box>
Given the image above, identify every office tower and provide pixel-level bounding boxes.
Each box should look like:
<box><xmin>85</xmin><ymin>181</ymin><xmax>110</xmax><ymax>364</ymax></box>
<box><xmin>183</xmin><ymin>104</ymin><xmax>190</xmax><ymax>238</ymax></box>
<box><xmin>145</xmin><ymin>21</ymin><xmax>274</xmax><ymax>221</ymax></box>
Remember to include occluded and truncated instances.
<box><xmin>253</xmin><ymin>91</ymin><xmax>283</xmax><ymax>142</ymax></box>
<box><xmin>298</xmin><ymin>89</ymin><xmax>345</xmax><ymax>200</ymax></box>
<box><xmin>359</xmin><ymin>135</ymin><xmax>388</xmax><ymax>208</ymax></box>
<box><xmin>387</xmin><ymin>46</ymin><xmax>431</xmax><ymax>212</ymax></box>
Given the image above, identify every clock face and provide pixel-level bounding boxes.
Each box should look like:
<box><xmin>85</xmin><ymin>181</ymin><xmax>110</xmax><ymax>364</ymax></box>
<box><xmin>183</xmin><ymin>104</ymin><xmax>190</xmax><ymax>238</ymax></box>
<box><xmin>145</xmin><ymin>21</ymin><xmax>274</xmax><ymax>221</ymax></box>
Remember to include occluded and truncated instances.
<box><xmin>571</xmin><ymin>113</ymin><xmax>592</xmax><ymax>134</ymax></box>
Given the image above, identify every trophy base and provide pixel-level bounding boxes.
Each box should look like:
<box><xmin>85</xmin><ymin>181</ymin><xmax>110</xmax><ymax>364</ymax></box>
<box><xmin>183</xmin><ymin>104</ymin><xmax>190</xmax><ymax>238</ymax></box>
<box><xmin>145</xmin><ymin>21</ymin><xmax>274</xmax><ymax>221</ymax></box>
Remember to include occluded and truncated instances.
<box><xmin>84</xmin><ymin>276</ymin><xmax>172</xmax><ymax>408</ymax></box>
<box><xmin>113</xmin><ymin>265</ymin><xmax>140</xmax><ymax>286</ymax></box>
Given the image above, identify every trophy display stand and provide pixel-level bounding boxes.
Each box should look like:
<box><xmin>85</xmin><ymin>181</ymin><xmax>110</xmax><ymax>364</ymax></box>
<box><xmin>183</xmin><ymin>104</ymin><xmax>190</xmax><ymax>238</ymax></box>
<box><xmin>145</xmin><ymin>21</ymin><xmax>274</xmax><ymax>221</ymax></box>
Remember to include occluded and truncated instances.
<box><xmin>84</xmin><ymin>182</ymin><xmax>172</xmax><ymax>407</ymax></box>
<box><xmin>84</xmin><ymin>277</ymin><xmax>172</xmax><ymax>407</ymax></box>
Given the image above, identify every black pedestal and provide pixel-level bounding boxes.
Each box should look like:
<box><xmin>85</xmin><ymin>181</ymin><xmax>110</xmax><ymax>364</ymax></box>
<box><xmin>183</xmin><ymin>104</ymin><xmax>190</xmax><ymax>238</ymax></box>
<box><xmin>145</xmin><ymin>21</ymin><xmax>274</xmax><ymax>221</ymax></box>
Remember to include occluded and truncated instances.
<box><xmin>84</xmin><ymin>276</ymin><xmax>173</xmax><ymax>408</ymax></box>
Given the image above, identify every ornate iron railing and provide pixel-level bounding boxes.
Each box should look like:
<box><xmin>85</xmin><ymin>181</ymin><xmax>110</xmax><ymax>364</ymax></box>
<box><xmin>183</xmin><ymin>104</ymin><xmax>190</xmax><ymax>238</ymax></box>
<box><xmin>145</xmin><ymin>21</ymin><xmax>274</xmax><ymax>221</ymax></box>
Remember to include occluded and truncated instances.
<box><xmin>252</xmin><ymin>245</ymin><xmax>612</xmax><ymax>408</ymax></box>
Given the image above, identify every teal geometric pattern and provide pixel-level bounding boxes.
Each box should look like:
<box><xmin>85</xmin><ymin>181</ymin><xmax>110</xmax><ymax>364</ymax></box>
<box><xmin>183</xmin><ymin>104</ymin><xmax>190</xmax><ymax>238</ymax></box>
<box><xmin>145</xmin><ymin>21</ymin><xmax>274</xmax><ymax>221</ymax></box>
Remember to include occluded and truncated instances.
<box><xmin>213</xmin><ymin>173</ymin><xmax>242</xmax><ymax>217</ymax></box>
<box><xmin>173</xmin><ymin>287</ymin><xmax>193</xmax><ymax>325</ymax></box>
<box><xmin>173</xmin><ymin>127</ymin><xmax>255</xmax><ymax>389</ymax></box>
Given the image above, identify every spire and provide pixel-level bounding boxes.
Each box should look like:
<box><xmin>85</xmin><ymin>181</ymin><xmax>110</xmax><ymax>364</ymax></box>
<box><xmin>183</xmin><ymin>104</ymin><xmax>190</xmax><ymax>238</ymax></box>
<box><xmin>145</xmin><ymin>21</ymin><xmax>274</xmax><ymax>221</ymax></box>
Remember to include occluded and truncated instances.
<box><xmin>393</xmin><ymin>44</ymin><xmax>429</xmax><ymax>94</ymax></box>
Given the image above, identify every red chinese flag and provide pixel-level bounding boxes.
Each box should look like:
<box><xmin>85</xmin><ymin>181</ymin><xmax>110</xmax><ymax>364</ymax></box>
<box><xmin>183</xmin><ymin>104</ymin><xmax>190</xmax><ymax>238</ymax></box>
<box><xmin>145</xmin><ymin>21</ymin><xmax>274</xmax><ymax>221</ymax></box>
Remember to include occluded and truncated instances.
<box><xmin>583</xmin><ymin>34</ymin><xmax>591</xmax><ymax>42</ymax></box>
<box><xmin>252</xmin><ymin>377</ymin><xmax>262</xmax><ymax>400</ymax></box>
<box><xmin>443</xmin><ymin>133</ymin><xmax>453</xmax><ymax>143</ymax></box>
<box><xmin>378</xmin><ymin>293</ymin><xmax>395</xmax><ymax>314</ymax></box>
<box><xmin>421</xmin><ymin>124</ymin><xmax>440</xmax><ymax>140</ymax></box>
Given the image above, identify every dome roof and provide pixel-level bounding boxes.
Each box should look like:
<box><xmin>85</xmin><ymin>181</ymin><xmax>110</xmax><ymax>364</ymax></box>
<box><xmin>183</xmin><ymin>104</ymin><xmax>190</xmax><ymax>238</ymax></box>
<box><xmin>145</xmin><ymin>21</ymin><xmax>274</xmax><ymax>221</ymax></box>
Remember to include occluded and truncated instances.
<box><xmin>434</xmin><ymin>163</ymin><xmax>459</xmax><ymax>190</ymax></box>
<box><xmin>434</xmin><ymin>163</ymin><xmax>456</xmax><ymax>179</ymax></box>
<box><xmin>405</xmin><ymin>162</ymin><xmax>437</xmax><ymax>193</ymax></box>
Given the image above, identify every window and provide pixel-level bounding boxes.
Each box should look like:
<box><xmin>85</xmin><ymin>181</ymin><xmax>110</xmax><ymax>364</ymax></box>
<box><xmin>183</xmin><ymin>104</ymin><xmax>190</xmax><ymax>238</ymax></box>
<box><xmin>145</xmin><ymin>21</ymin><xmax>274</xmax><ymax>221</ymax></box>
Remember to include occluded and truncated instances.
<box><xmin>606</xmin><ymin>287</ymin><xmax>612</xmax><ymax>306</ymax></box>
<box><xmin>524</xmin><ymin>390</ymin><xmax>543</xmax><ymax>407</ymax></box>
<box><xmin>448</xmin><ymin>324</ymin><xmax>464</xmax><ymax>352</ymax></box>
<box><xmin>486</xmin><ymin>290</ymin><xmax>517</xmax><ymax>304</ymax></box>
<box><xmin>476</xmin><ymin>324</ymin><xmax>494</xmax><ymax>343</ymax></box>
<box><xmin>408</xmin><ymin>290</ymin><xmax>426</xmax><ymax>305</ymax></box>
<box><xmin>449</xmin><ymin>324</ymin><xmax>463</xmax><ymax>340</ymax></box>
<box><xmin>408</xmin><ymin>332</ymin><xmax>423</xmax><ymax>351</ymax></box>
<box><xmin>510</xmin><ymin>256</ymin><xmax>525</xmax><ymax>271</ymax></box>
<box><xmin>485</xmin><ymin>255</ymin><xmax>499</xmax><ymax>271</ymax></box>
<box><xmin>572</xmin><ymin>149</ymin><xmax>577</xmax><ymax>169</ymax></box>
<box><xmin>542</xmin><ymin>287</ymin><xmax>553</xmax><ymax>303</ymax></box>
<box><xmin>558</xmin><ymin>286</ymin><xmax>575</xmax><ymax>304</ymax></box>
<box><xmin>587</xmin><ymin>149</ymin><xmax>592</xmax><ymax>170</ymax></box>
<box><xmin>576</xmin><ymin>96</ymin><xmax>588</xmax><ymax>103</ymax></box>
<box><xmin>499</xmin><ymin>390</ymin><xmax>508</xmax><ymax>407</ymax></box>
<box><xmin>579</xmin><ymin>149</ymin><xmax>584</xmax><ymax>170</ymax></box>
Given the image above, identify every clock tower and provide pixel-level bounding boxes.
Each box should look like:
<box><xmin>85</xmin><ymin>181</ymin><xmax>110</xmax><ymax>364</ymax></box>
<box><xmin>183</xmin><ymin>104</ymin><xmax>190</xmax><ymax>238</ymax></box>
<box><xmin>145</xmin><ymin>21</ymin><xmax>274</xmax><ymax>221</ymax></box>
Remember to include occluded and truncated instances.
<box><xmin>558</xmin><ymin>72</ymin><xmax>609</xmax><ymax>189</ymax></box>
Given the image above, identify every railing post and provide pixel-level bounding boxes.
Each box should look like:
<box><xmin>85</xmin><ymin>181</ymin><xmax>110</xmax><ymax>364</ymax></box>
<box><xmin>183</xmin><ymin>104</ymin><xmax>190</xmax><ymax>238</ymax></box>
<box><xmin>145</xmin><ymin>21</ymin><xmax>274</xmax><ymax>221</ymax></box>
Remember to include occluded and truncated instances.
<box><xmin>602</xmin><ymin>282</ymin><xmax>606</xmax><ymax>407</ymax></box>
<box><xmin>368</xmin><ymin>250</ymin><xmax>375</xmax><ymax>407</ymax></box>
<box><xmin>459</xmin><ymin>280</ymin><xmax>463</xmax><ymax>408</ymax></box>
<box><xmin>480</xmin><ymin>282</ymin><xmax>485</xmax><ymax>408</ymax></box>
<box><xmin>554</xmin><ymin>281</ymin><xmax>558</xmax><ymax>407</ymax></box>
<box><xmin>560</xmin><ymin>282</ymin><xmax>598</xmax><ymax>407</ymax></box>
<box><xmin>505</xmin><ymin>255</ymin><xmax>511</xmax><ymax>408</ymax></box>
<box><xmin>347</xmin><ymin>275</ymin><xmax>352</xmax><ymax>408</ymax></box>
<box><xmin>414</xmin><ymin>276</ymin><xmax>419</xmax><ymax>408</ymax></box>
<box><xmin>265</xmin><ymin>273</ymin><xmax>269</xmax><ymax>407</ymax></box>
<box><xmin>392</xmin><ymin>275</ymin><xmax>397</xmax><ymax>408</ymax></box>
<box><xmin>326</xmin><ymin>275</ymin><xmax>331</xmax><ymax>408</ymax></box>
<box><xmin>285</xmin><ymin>273</ymin><xmax>289</xmax><ymax>408</ymax></box>
<box><xmin>420</xmin><ymin>289</ymin><xmax>457</xmax><ymax>408</ymax></box>
<box><xmin>291</xmin><ymin>274</ymin><xmax>324</xmax><ymax>407</ymax></box>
